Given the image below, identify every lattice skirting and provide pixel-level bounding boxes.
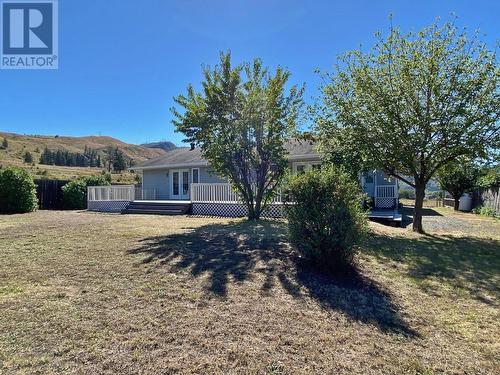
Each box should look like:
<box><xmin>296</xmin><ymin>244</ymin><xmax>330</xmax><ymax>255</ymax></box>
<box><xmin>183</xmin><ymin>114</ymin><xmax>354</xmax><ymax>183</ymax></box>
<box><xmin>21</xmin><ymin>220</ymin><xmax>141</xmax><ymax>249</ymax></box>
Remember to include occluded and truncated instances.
<box><xmin>192</xmin><ymin>203</ymin><xmax>284</xmax><ymax>218</ymax></box>
<box><xmin>375</xmin><ymin>198</ymin><xmax>396</xmax><ymax>209</ymax></box>
<box><xmin>87</xmin><ymin>200</ymin><xmax>130</xmax><ymax>213</ymax></box>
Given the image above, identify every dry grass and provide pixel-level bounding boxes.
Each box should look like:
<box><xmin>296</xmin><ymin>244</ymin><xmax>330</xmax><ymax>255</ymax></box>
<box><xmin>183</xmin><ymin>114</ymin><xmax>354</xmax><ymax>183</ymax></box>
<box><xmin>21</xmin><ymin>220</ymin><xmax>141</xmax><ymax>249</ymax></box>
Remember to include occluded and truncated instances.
<box><xmin>0</xmin><ymin>209</ymin><xmax>498</xmax><ymax>374</ymax></box>
<box><xmin>0</xmin><ymin>131</ymin><xmax>164</xmax><ymax>182</ymax></box>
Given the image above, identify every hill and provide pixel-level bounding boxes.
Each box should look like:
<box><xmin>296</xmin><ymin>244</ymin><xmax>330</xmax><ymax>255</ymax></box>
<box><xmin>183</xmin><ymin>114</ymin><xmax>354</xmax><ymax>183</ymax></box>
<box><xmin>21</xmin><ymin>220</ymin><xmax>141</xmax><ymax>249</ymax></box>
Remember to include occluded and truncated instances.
<box><xmin>141</xmin><ymin>141</ymin><xmax>177</xmax><ymax>152</ymax></box>
<box><xmin>0</xmin><ymin>132</ymin><xmax>169</xmax><ymax>182</ymax></box>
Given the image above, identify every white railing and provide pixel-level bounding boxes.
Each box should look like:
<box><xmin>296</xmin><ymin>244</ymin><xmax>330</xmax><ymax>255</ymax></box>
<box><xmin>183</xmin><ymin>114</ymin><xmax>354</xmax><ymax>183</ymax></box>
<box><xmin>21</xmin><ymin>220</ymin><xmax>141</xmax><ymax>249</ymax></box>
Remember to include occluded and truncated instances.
<box><xmin>87</xmin><ymin>185</ymin><xmax>135</xmax><ymax>202</ymax></box>
<box><xmin>376</xmin><ymin>185</ymin><xmax>397</xmax><ymax>198</ymax></box>
<box><xmin>374</xmin><ymin>185</ymin><xmax>398</xmax><ymax>208</ymax></box>
<box><xmin>191</xmin><ymin>183</ymin><xmax>283</xmax><ymax>204</ymax></box>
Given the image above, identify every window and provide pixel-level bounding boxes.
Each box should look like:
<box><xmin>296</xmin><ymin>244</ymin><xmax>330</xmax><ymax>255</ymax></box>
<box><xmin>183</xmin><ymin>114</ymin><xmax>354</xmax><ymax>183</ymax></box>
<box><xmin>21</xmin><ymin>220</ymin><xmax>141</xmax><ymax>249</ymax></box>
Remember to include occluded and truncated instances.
<box><xmin>292</xmin><ymin>161</ymin><xmax>321</xmax><ymax>174</ymax></box>
<box><xmin>363</xmin><ymin>173</ymin><xmax>373</xmax><ymax>184</ymax></box>
<box><xmin>192</xmin><ymin>168</ymin><xmax>199</xmax><ymax>183</ymax></box>
<box><xmin>296</xmin><ymin>165</ymin><xmax>306</xmax><ymax>174</ymax></box>
<box><xmin>172</xmin><ymin>171</ymin><xmax>179</xmax><ymax>195</ymax></box>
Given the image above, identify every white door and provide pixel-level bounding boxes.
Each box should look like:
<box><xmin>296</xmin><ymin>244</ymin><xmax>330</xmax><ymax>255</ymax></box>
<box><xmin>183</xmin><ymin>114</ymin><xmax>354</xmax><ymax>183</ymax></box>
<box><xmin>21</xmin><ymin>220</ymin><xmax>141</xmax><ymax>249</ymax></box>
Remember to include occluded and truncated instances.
<box><xmin>171</xmin><ymin>169</ymin><xmax>190</xmax><ymax>200</ymax></box>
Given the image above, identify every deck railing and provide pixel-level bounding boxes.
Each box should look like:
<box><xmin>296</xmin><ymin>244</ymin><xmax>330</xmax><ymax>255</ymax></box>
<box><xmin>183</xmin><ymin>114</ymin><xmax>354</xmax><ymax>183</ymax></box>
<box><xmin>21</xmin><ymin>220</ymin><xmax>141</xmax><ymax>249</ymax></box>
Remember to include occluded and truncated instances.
<box><xmin>374</xmin><ymin>185</ymin><xmax>398</xmax><ymax>208</ymax></box>
<box><xmin>191</xmin><ymin>183</ymin><xmax>282</xmax><ymax>204</ymax></box>
<box><xmin>88</xmin><ymin>185</ymin><xmax>135</xmax><ymax>201</ymax></box>
<box><xmin>376</xmin><ymin>185</ymin><xmax>397</xmax><ymax>199</ymax></box>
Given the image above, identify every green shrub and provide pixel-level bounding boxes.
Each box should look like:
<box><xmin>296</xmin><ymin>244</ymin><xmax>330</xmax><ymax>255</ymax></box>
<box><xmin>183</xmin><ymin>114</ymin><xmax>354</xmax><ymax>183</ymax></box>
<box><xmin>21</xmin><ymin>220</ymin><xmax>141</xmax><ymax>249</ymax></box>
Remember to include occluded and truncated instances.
<box><xmin>285</xmin><ymin>165</ymin><xmax>368</xmax><ymax>274</ymax></box>
<box><xmin>62</xmin><ymin>175</ymin><xmax>110</xmax><ymax>209</ymax></box>
<box><xmin>472</xmin><ymin>205</ymin><xmax>497</xmax><ymax>217</ymax></box>
<box><xmin>399</xmin><ymin>188</ymin><xmax>415</xmax><ymax>199</ymax></box>
<box><xmin>0</xmin><ymin>167</ymin><xmax>38</xmax><ymax>213</ymax></box>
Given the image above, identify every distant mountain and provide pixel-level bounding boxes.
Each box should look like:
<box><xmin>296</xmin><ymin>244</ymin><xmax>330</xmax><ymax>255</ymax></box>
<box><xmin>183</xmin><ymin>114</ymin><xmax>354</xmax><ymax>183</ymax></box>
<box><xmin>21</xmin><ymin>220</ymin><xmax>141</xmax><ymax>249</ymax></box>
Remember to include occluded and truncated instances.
<box><xmin>0</xmin><ymin>131</ymin><xmax>169</xmax><ymax>181</ymax></box>
<box><xmin>141</xmin><ymin>141</ymin><xmax>177</xmax><ymax>152</ymax></box>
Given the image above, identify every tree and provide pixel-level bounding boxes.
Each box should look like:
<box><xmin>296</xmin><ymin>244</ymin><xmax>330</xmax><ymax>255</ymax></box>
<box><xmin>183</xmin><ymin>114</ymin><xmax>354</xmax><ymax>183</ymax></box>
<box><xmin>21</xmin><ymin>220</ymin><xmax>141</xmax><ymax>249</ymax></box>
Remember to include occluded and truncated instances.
<box><xmin>172</xmin><ymin>52</ymin><xmax>304</xmax><ymax>220</ymax></box>
<box><xmin>112</xmin><ymin>148</ymin><xmax>127</xmax><ymax>172</ymax></box>
<box><xmin>316</xmin><ymin>20</ymin><xmax>499</xmax><ymax>232</ymax></box>
<box><xmin>23</xmin><ymin>151</ymin><xmax>33</xmax><ymax>164</ymax></box>
<box><xmin>105</xmin><ymin>145</ymin><xmax>114</xmax><ymax>172</ymax></box>
<box><xmin>477</xmin><ymin>166</ymin><xmax>500</xmax><ymax>189</ymax></box>
<box><xmin>1</xmin><ymin>138</ymin><xmax>8</xmax><ymax>149</ymax></box>
<box><xmin>438</xmin><ymin>159</ymin><xmax>480</xmax><ymax>210</ymax></box>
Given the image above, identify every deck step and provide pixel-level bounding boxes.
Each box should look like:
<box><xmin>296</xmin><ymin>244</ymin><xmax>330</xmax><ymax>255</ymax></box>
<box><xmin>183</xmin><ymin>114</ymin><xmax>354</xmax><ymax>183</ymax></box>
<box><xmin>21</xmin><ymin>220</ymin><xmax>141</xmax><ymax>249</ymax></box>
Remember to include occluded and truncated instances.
<box><xmin>122</xmin><ymin>208</ymin><xmax>186</xmax><ymax>215</ymax></box>
<box><xmin>126</xmin><ymin>204</ymin><xmax>188</xmax><ymax>210</ymax></box>
<box><xmin>121</xmin><ymin>201</ymin><xmax>191</xmax><ymax>215</ymax></box>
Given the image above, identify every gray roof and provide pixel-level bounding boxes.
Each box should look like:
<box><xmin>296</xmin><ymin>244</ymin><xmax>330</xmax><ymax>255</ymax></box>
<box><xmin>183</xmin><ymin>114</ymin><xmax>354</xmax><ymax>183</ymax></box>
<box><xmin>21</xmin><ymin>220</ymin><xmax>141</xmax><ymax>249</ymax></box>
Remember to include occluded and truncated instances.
<box><xmin>133</xmin><ymin>139</ymin><xmax>319</xmax><ymax>170</ymax></box>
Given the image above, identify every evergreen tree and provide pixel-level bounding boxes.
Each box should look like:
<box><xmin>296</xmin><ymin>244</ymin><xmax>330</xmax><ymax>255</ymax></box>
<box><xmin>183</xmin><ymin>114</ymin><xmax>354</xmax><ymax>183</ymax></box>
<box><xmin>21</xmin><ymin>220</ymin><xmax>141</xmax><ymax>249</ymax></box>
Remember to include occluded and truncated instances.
<box><xmin>23</xmin><ymin>151</ymin><xmax>33</xmax><ymax>164</ymax></box>
<box><xmin>112</xmin><ymin>148</ymin><xmax>127</xmax><ymax>172</ymax></box>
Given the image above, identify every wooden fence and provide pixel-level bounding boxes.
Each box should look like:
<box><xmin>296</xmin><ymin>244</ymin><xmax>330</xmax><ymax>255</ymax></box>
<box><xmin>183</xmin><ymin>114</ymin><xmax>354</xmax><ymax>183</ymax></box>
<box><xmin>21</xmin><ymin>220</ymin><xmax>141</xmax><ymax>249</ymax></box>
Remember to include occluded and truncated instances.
<box><xmin>35</xmin><ymin>179</ymin><xmax>69</xmax><ymax>210</ymax></box>
<box><xmin>472</xmin><ymin>187</ymin><xmax>500</xmax><ymax>214</ymax></box>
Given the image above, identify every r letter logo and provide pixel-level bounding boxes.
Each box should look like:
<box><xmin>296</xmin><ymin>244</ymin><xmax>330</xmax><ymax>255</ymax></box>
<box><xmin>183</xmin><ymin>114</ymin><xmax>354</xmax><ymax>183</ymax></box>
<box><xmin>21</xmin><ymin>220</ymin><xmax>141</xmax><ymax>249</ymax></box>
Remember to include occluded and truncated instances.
<box><xmin>1</xmin><ymin>0</ymin><xmax>58</xmax><ymax>69</ymax></box>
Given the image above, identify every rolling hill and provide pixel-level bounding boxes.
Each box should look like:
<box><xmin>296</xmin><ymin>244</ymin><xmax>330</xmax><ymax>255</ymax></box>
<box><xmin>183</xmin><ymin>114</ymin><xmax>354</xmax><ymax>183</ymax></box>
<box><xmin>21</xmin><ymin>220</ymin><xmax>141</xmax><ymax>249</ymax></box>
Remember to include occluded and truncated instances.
<box><xmin>141</xmin><ymin>141</ymin><xmax>177</xmax><ymax>152</ymax></box>
<box><xmin>0</xmin><ymin>132</ymin><xmax>172</xmax><ymax>182</ymax></box>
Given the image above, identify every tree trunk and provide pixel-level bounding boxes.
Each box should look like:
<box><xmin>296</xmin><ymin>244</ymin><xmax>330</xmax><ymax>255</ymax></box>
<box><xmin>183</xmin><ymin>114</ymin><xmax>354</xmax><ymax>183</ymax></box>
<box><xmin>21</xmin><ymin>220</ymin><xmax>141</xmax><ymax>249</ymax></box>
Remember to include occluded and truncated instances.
<box><xmin>413</xmin><ymin>184</ymin><xmax>425</xmax><ymax>233</ymax></box>
<box><xmin>453</xmin><ymin>197</ymin><xmax>460</xmax><ymax>211</ymax></box>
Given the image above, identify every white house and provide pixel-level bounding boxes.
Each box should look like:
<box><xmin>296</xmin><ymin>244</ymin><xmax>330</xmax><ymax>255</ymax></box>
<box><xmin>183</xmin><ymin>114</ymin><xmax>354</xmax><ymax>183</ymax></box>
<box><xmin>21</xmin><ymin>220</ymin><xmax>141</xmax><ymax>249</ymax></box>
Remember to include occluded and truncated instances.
<box><xmin>87</xmin><ymin>139</ymin><xmax>399</xmax><ymax>221</ymax></box>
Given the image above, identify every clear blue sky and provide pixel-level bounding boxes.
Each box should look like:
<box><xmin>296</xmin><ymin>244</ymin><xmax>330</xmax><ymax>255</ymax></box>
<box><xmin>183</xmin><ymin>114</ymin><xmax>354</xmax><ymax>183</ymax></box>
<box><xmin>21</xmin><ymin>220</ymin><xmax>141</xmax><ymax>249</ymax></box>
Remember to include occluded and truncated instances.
<box><xmin>1</xmin><ymin>0</ymin><xmax>498</xmax><ymax>146</ymax></box>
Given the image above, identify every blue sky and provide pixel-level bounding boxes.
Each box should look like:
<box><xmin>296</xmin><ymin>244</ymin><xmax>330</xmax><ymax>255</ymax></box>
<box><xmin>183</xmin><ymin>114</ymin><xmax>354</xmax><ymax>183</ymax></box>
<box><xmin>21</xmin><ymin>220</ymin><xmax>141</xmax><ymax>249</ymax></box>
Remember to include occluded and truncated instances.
<box><xmin>1</xmin><ymin>0</ymin><xmax>498</xmax><ymax>146</ymax></box>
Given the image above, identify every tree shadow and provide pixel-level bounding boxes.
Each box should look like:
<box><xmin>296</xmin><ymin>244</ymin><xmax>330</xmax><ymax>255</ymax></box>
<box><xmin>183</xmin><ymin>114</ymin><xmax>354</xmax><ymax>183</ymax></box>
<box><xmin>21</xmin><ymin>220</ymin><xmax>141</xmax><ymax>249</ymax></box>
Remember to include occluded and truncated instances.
<box><xmin>365</xmin><ymin>232</ymin><xmax>500</xmax><ymax>304</ymax></box>
<box><xmin>399</xmin><ymin>206</ymin><xmax>443</xmax><ymax>228</ymax></box>
<box><xmin>129</xmin><ymin>220</ymin><xmax>417</xmax><ymax>336</ymax></box>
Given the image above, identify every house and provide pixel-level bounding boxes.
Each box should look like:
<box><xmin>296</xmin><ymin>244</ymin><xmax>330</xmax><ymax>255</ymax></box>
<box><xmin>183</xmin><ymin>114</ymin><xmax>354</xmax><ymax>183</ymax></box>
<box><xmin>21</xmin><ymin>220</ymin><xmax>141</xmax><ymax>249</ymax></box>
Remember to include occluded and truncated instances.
<box><xmin>87</xmin><ymin>140</ymin><xmax>400</xmax><ymax>221</ymax></box>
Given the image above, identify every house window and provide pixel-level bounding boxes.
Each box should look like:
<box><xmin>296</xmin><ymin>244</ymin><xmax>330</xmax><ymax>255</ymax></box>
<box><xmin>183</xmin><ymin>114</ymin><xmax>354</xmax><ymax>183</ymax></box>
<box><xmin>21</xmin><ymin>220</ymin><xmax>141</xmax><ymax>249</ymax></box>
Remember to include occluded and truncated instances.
<box><xmin>192</xmin><ymin>168</ymin><xmax>199</xmax><ymax>183</ymax></box>
<box><xmin>293</xmin><ymin>161</ymin><xmax>321</xmax><ymax>174</ymax></box>
<box><xmin>364</xmin><ymin>173</ymin><xmax>373</xmax><ymax>184</ymax></box>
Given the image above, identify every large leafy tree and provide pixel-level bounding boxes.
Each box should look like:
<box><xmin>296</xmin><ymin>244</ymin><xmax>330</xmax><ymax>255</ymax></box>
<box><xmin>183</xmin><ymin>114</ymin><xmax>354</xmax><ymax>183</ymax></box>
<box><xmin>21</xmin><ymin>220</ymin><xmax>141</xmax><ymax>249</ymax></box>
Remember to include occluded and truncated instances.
<box><xmin>437</xmin><ymin>158</ymin><xmax>480</xmax><ymax>210</ymax></box>
<box><xmin>316</xmin><ymin>21</ymin><xmax>499</xmax><ymax>232</ymax></box>
<box><xmin>172</xmin><ymin>52</ymin><xmax>304</xmax><ymax>220</ymax></box>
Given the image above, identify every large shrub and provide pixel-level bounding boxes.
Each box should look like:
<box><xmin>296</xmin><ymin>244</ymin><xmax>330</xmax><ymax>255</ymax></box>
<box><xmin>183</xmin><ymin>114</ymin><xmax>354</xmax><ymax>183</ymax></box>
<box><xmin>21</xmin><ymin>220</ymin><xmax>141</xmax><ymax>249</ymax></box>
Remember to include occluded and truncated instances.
<box><xmin>0</xmin><ymin>167</ymin><xmax>38</xmax><ymax>213</ymax></box>
<box><xmin>62</xmin><ymin>175</ymin><xmax>111</xmax><ymax>209</ymax></box>
<box><xmin>399</xmin><ymin>188</ymin><xmax>415</xmax><ymax>199</ymax></box>
<box><xmin>285</xmin><ymin>166</ymin><xmax>368</xmax><ymax>274</ymax></box>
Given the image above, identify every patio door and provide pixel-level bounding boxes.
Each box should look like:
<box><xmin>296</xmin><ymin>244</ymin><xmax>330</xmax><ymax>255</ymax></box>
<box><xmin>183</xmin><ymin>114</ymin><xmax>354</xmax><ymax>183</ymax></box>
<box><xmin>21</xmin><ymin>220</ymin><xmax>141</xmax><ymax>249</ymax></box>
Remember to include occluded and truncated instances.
<box><xmin>171</xmin><ymin>169</ymin><xmax>190</xmax><ymax>200</ymax></box>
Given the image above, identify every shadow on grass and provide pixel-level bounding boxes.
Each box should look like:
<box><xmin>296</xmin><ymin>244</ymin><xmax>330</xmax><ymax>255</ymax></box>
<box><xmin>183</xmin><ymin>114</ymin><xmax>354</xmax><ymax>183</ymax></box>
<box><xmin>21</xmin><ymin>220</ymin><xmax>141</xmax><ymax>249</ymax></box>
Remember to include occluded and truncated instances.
<box><xmin>365</xmin><ymin>232</ymin><xmax>500</xmax><ymax>303</ymax></box>
<box><xmin>130</xmin><ymin>220</ymin><xmax>417</xmax><ymax>336</ymax></box>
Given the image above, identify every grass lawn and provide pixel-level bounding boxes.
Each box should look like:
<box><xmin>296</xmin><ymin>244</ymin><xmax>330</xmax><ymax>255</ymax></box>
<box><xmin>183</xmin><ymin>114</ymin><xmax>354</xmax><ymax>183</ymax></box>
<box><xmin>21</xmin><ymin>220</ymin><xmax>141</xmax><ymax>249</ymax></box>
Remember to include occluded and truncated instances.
<box><xmin>0</xmin><ymin>207</ymin><xmax>498</xmax><ymax>374</ymax></box>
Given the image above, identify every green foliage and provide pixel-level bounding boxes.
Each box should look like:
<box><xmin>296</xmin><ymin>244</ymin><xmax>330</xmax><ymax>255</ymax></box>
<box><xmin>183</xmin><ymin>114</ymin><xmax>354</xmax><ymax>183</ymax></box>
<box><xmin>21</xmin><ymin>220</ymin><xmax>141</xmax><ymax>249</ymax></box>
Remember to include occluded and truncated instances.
<box><xmin>112</xmin><ymin>148</ymin><xmax>127</xmax><ymax>172</ymax></box>
<box><xmin>315</xmin><ymin>20</ymin><xmax>499</xmax><ymax>232</ymax></box>
<box><xmin>0</xmin><ymin>167</ymin><xmax>38</xmax><ymax>213</ymax></box>
<box><xmin>1</xmin><ymin>138</ymin><xmax>8</xmax><ymax>149</ymax></box>
<box><xmin>285</xmin><ymin>165</ymin><xmax>368</xmax><ymax>274</ymax></box>
<box><xmin>62</xmin><ymin>175</ymin><xmax>110</xmax><ymax>210</ymax></box>
<box><xmin>437</xmin><ymin>159</ymin><xmax>480</xmax><ymax>201</ymax></box>
<box><xmin>39</xmin><ymin>146</ymin><xmax>102</xmax><ymax>167</ymax></box>
<box><xmin>23</xmin><ymin>151</ymin><xmax>33</xmax><ymax>164</ymax></box>
<box><xmin>472</xmin><ymin>206</ymin><xmax>497</xmax><ymax>217</ymax></box>
<box><xmin>172</xmin><ymin>52</ymin><xmax>304</xmax><ymax>220</ymax></box>
<box><xmin>477</xmin><ymin>167</ymin><xmax>500</xmax><ymax>189</ymax></box>
<box><xmin>399</xmin><ymin>188</ymin><xmax>416</xmax><ymax>199</ymax></box>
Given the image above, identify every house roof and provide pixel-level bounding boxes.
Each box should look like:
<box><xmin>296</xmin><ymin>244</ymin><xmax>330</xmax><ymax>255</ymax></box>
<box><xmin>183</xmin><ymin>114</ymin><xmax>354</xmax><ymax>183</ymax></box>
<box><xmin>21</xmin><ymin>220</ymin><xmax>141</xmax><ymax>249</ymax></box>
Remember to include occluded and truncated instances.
<box><xmin>132</xmin><ymin>139</ymin><xmax>320</xmax><ymax>170</ymax></box>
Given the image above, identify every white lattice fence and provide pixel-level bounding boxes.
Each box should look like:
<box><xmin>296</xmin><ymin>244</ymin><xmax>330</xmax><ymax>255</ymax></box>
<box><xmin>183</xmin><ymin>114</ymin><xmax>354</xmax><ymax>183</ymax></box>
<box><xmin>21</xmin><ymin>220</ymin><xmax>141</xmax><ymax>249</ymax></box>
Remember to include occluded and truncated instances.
<box><xmin>375</xmin><ymin>185</ymin><xmax>397</xmax><ymax>208</ymax></box>
<box><xmin>192</xmin><ymin>203</ymin><xmax>284</xmax><ymax>218</ymax></box>
<box><xmin>87</xmin><ymin>200</ymin><xmax>130</xmax><ymax>213</ymax></box>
